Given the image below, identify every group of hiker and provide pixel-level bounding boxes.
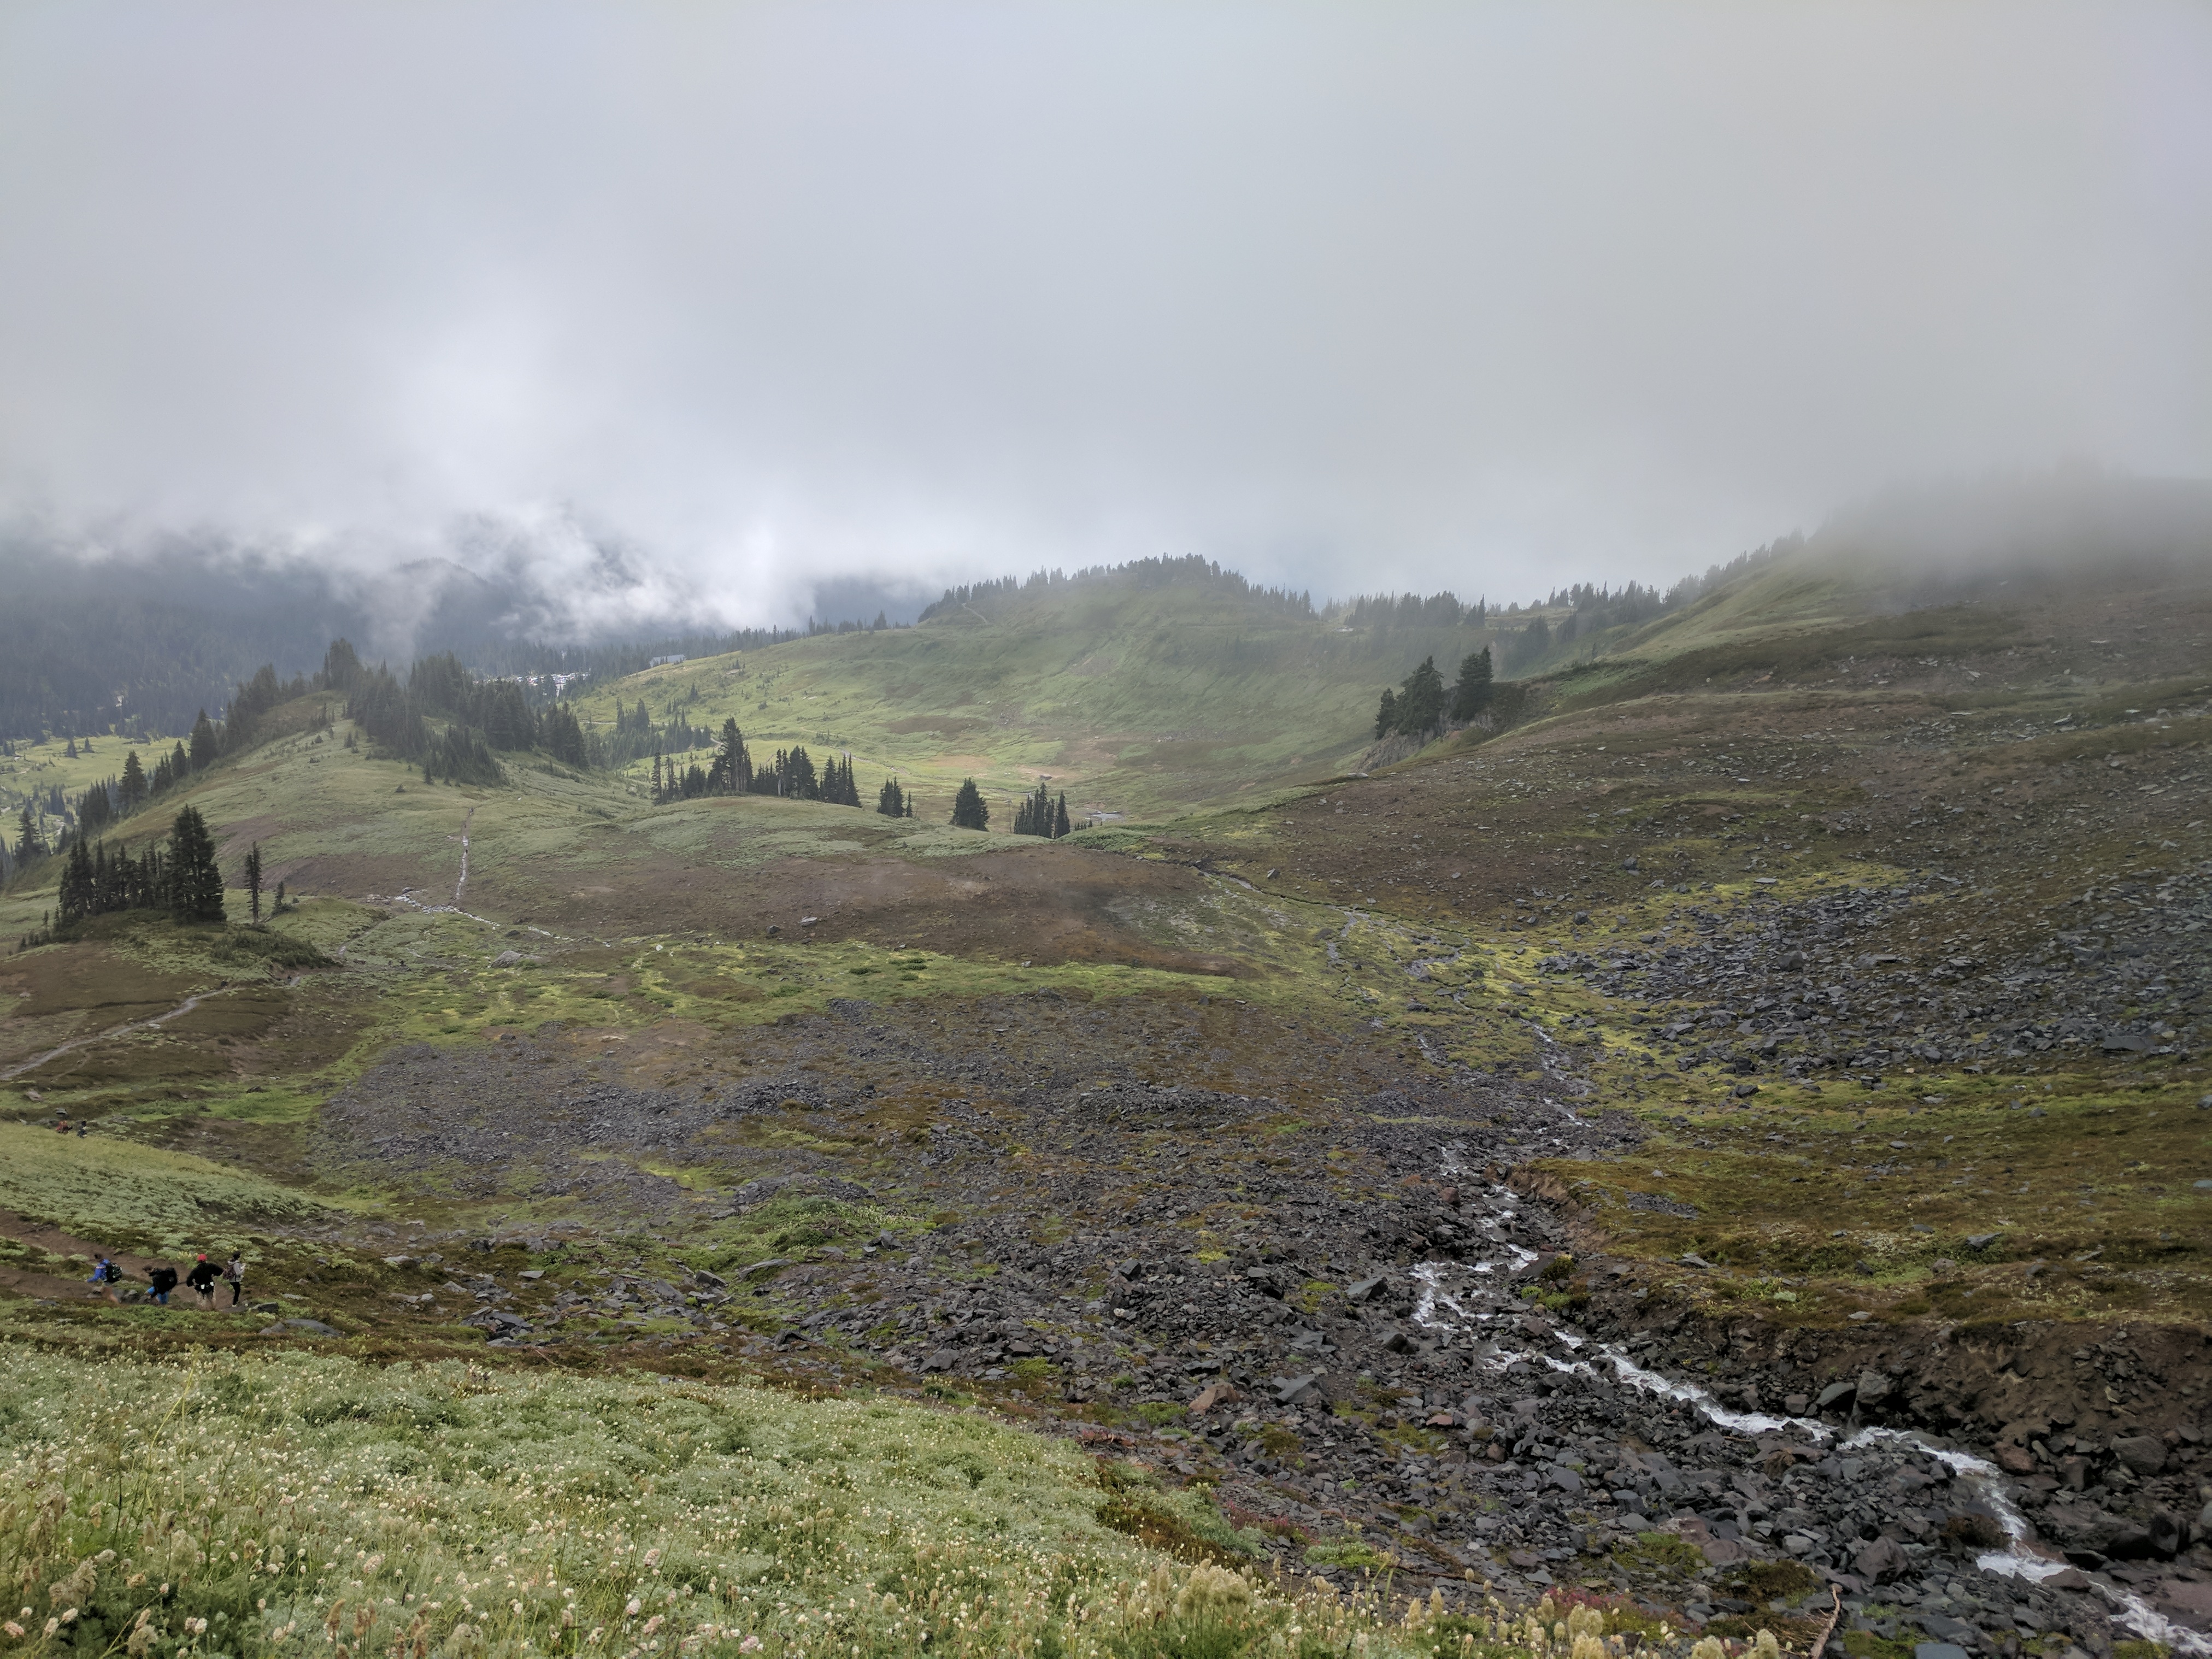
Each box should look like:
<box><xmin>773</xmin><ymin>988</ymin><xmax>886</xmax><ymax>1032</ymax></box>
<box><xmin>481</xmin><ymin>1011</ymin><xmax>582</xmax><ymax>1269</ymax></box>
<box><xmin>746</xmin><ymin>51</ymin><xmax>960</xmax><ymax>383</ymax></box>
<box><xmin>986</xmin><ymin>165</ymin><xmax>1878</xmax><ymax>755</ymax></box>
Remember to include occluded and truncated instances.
<box><xmin>87</xmin><ymin>1251</ymin><xmax>244</xmax><ymax>1310</ymax></box>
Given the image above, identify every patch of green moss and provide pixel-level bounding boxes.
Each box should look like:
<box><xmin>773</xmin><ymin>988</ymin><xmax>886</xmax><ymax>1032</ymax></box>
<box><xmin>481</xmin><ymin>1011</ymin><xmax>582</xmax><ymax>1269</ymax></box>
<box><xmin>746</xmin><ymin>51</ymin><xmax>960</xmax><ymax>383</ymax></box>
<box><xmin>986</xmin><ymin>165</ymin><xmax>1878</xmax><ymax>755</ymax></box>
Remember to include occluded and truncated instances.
<box><xmin>1302</xmin><ymin>1540</ymin><xmax>1393</xmax><ymax>1571</ymax></box>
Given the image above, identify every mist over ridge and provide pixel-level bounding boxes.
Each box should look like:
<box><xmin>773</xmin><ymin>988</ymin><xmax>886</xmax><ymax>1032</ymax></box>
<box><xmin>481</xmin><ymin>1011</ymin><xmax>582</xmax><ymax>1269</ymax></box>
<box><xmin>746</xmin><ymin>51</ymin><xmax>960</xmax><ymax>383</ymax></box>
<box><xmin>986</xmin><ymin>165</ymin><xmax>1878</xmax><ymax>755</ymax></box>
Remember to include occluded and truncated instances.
<box><xmin>4</xmin><ymin>466</ymin><xmax>2209</xmax><ymax>746</ymax></box>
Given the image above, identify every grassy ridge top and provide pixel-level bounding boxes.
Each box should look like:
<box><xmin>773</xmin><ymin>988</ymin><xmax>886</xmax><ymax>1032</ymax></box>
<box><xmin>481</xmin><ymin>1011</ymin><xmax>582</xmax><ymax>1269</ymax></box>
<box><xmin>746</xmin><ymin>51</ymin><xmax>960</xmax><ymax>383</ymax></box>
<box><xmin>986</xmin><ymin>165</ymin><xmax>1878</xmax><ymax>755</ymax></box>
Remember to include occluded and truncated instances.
<box><xmin>566</xmin><ymin>579</ymin><xmax>1483</xmax><ymax>821</ymax></box>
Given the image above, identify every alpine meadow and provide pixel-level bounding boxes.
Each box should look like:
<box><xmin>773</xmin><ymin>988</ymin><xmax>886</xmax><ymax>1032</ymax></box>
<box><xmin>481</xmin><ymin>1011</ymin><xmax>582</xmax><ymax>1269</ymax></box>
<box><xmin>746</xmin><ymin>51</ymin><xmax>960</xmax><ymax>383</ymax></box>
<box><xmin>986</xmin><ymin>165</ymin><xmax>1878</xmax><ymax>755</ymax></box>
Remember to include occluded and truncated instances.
<box><xmin>3</xmin><ymin>474</ymin><xmax>2210</xmax><ymax>1659</ymax></box>
<box><xmin>7</xmin><ymin>8</ymin><xmax>2212</xmax><ymax>1659</ymax></box>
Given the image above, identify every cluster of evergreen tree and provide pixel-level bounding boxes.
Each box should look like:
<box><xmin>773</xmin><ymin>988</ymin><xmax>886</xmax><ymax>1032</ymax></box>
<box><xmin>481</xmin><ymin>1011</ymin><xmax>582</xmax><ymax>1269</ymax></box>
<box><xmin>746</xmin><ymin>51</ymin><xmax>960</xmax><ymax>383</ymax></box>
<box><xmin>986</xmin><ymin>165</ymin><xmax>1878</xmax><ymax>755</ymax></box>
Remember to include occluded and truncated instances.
<box><xmin>758</xmin><ymin>746</ymin><xmax>820</xmax><ymax>799</ymax></box>
<box><xmin>1374</xmin><ymin>648</ymin><xmax>1495</xmax><ymax>740</ymax></box>
<box><xmin>1011</xmin><ymin>783</ymin><xmax>1071</xmax><ymax>838</ymax></box>
<box><xmin>603</xmin><ymin>695</ymin><xmax>716</xmax><ymax>770</ymax></box>
<box><xmin>422</xmin><ymin>725</ymin><xmax>505</xmax><ymax>786</ymax></box>
<box><xmin>654</xmin><ymin>719</ymin><xmax>756</xmax><ymax>801</ymax></box>
<box><xmin>919</xmin><ymin>554</ymin><xmax>1313</xmax><ymax>624</ymax></box>
<box><xmin>332</xmin><ymin>639</ymin><xmax>590</xmax><ymax>781</ymax></box>
<box><xmin>53</xmin><ymin>806</ymin><xmax>224</xmax><ymax>927</ymax></box>
<box><xmin>875</xmin><ymin>778</ymin><xmax>917</xmax><ymax>819</ymax></box>
<box><xmin>645</xmin><ymin>721</ymin><xmax>870</xmax><ymax>809</ymax></box>
<box><xmin>815</xmin><ymin>754</ymin><xmax>862</xmax><ymax>806</ymax></box>
<box><xmin>655</xmin><ymin>755</ymin><xmax>713</xmax><ymax>800</ymax></box>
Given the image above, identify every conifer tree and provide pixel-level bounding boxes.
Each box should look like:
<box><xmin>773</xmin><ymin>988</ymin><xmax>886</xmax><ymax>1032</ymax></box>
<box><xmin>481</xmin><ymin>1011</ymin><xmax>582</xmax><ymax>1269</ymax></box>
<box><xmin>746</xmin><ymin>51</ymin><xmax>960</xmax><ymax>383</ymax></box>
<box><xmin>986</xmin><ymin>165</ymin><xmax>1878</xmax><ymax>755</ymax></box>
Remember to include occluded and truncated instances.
<box><xmin>244</xmin><ymin>842</ymin><xmax>263</xmax><ymax>926</ymax></box>
<box><xmin>540</xmin><ymin>703</ymin><xmax>589</xmax><ymax>767</ymax></box>
<box><xmin>58</xmin><ymin>839</ymin><xmax>95</xmax><ymax>925</ymax></box>
<box><xmin>1449</xmin><ymin>646</ymin><xmax>1494</xmax><ymax>721</ymax></box>
<box><xmin>1393</xmin><ymin>656</ymin><xmax>1446</xmax><ymax>737</ymax></box>
<box><xmin>707</xmin><ymin>719</ymin><xmax>751</xmax><ymax>793</ymax></box>
<box><xmin>168</xmin><ymin>806</ymin><xmax>225</xmax><ymax>923</ymax></box>
<box><xmin>189</xmin><ymin>710</ymin><xmax>220</xmax><ymax>771</ymax></box>
<box><xmin>950</xmin><ymin>778</ymin><xmax>989</xmax><ymax>831</ymax></box>
<box><xmin>14</xmin><ymin>804</ymin><xmax>39</xmax><ymax>862</ymax></box>
<box><xmin>119</xmin><ymin>750</ymin><xmax>148</xmax><ymax>810</ymax></box>
<box><xmin>1373</xmin><ymin>687</ymin><xmax>1397</xmax><ymax>739</ymax></box>
<box><xmin>64</xmin><ymin>737</ymin><xmax>77</xmax><ymax>759</ymax></box>
<box><xmin>1054</xmin><ymin>793</ymin><xmax>1070</xmax><ymax>838</ymax></box>
<box><xmin>876</xmin><ymin>777</ymin><xmax>906</xmax><ymax>817</ymax></box>
<box><xmin>318</xmin><ymin>638</ymin><xmax>364</xmax><ymax>693</ymax></box>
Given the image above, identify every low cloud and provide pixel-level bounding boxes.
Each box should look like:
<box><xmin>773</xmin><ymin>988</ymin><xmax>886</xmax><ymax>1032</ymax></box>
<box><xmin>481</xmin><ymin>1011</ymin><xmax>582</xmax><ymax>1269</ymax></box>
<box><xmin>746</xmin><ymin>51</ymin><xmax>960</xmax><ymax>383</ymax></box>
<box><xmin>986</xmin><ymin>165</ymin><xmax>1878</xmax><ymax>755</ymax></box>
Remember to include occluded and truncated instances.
<box><xmin>2</xmin><ymin>1</ymin><xmax>2207</xmax><ymax>615</ymax></box>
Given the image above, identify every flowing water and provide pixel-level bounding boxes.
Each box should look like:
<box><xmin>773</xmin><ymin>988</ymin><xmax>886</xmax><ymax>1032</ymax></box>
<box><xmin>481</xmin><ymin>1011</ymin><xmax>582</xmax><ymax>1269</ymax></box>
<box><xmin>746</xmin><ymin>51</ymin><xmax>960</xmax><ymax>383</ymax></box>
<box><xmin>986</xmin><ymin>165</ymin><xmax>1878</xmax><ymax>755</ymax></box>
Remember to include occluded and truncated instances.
<box><xmin>1411</xmin><ymin>1159</ymin><xmax>2209</xmax><ymax>1654</ymax></box>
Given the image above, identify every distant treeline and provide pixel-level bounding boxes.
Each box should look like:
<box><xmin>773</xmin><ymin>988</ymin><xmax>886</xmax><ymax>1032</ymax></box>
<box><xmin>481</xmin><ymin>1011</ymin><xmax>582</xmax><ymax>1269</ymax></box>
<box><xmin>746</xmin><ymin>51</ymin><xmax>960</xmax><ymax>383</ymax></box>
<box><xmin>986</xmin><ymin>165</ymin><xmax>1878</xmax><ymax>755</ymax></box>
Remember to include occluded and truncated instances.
<box><xmin>463</xmin><ymin>617</ymin><xmax>910</xmax><ymax>687</ymax></box>
<box><xmin>0</xmin><ymin>533</ymin><xmax>910</xmax><ymax>745</ymax></box>
<box><xmin>920</xmin><ymin>555</ymin><xmax>1315</xmax><ymax>624</ymax></box>
<box><xmin>1337</xmin><ymin>539</ymin><xmax>1795</xmax><ymax>678</ymax></box>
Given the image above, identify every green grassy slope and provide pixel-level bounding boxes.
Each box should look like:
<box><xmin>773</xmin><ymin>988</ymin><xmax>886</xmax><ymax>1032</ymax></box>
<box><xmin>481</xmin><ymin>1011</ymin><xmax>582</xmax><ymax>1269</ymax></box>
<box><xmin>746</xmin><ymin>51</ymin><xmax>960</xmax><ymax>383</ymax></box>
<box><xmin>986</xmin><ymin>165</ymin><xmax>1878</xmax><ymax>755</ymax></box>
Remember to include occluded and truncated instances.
<box><xmin>567</xmin><ymin>579</ymin><xmax>1495</xmax><ymax>821</ymax></box>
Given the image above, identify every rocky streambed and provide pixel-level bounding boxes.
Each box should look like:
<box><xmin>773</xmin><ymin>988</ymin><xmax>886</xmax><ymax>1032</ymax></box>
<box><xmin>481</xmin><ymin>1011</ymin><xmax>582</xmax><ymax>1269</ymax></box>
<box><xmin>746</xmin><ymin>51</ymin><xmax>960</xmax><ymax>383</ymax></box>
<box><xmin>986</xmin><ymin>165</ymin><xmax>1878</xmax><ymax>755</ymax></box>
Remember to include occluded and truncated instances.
<box><xmin>1385</xmin><ymin>1168</ymin><xmax>2212</xmax><ymax>1656</ymax></box>
<box><xmin>316</xmin><ymin>1013</ymin><xmax>2212</xmax><ymax>1654</ymax></box>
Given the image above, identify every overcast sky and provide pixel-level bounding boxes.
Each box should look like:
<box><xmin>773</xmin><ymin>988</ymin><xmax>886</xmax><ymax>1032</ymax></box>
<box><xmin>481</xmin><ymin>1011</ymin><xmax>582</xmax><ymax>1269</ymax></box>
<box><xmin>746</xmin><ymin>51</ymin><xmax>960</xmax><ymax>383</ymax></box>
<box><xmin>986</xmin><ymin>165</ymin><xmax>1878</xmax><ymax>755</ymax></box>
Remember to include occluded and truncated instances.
<box><xmin>2</xmin><ymin>1</ymin><xmax>2208</xmax><ymax>622</ymax></box>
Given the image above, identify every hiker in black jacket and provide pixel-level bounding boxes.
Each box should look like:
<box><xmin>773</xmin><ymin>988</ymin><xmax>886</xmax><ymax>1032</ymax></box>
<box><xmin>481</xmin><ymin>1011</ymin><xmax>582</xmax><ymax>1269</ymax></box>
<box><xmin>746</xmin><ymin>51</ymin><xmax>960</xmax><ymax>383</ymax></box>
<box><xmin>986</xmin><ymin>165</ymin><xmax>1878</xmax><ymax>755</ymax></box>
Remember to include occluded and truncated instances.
<box><xmin>147</xmin><ymin>1266</ymin><xmax>179</xmax><ymax>1305</ymax></box>
<box><xmin>185</xmin><ymin>1255</ymin><xmax>219</xmax><ymax>1310</ymax></box>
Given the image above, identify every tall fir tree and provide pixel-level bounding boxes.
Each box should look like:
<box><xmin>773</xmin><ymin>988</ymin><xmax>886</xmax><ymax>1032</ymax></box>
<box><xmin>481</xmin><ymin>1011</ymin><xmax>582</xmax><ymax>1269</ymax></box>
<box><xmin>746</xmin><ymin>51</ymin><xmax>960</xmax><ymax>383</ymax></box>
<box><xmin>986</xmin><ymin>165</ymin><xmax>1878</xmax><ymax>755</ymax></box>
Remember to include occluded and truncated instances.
<box><xmin>189</xmin><ymin>710</ymin><xmax>220</xmax><ymax>771</ymax></box>
<box><xmin>950</xmin><ymin>778</ymin><xmax>989</xmax><ymax>831</ymax></box>
<box><xmin>1449</xmin><ymin>646</ymin><xmax>1494</xmax><ymax>721</ymax></box>
<box><xmin>244</xmin><ymin>842</ymin><xmax>263</xmax><ymax>926</ymax></box>
<box><xmin>707</xmin><ymin>719</ymin><xmax>751</xmax><ymax>793</ymax></box>
<box><xmin>1392</xmin><ymin>656</ymin><xmax>1446</xmax><ymax>737</ymax></box>
<box><xmin>1373</xmin><ymin>687</ymin><xmax>1398</xmax><ymax>739</ymax></box>
<box><xmin>168</xmin><ymin>806</ymin><xmax>225</xmax><ymax>923</ymax></box>
<box><xmin>58</xmin><ymin>839</ymin><xmax>95</xmax><ymax>925</ymax></box>
<box><xmin>119</xmin><ymin>749</ymin><xmax>148</xmax><ymax>810</ymax></box>
<box><xmin>1054</xmin><ymin>793</ymin><xmax>1070</xmax><ymax>838</ymax></box>
<box><xmin>876</xmin><ymin>777</ymin><xmax>906</xmax><ymax>818</ymax></box>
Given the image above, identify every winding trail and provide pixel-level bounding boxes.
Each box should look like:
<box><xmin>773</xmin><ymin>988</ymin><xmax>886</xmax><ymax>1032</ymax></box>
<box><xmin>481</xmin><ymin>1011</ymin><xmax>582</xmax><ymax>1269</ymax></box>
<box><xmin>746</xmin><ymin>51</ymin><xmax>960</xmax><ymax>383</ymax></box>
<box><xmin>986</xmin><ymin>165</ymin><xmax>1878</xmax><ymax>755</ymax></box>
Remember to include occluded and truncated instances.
<box><xmin>1415</xmin><ymin>1156</ymin><xmax>2209</xmax><ymax>1656</ymax></box>
<box><xmin>1</xmin><ymin>991</ymin><xmax>219</xmax><ymax>1083</ymax></box>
